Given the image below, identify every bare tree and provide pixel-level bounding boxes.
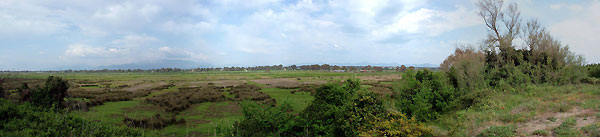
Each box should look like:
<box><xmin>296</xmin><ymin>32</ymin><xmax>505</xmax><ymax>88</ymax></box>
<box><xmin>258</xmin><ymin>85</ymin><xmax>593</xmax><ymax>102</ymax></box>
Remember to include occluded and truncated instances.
<box><xmin>477</xmin><ymin>0</ymin><xmax>521</xmax><ymax>51</ymax></box>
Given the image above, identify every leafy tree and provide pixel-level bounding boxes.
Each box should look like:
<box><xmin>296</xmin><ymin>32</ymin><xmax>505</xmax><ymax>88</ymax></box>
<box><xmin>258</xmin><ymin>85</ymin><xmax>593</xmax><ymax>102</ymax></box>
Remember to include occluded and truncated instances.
<box><xmin>234</xmin><ymin>101</ymin><xmax>295</xmax><ymax>137</ymax></box>
<box><xmin>30</xmin><ymin>76</ymin><xmax>69</xmax><ymax>108</ymax></box>
<box><xmin>393</xmin><ymin>69</ymin><xmax>456</xmax><ymax>121</ymax></box>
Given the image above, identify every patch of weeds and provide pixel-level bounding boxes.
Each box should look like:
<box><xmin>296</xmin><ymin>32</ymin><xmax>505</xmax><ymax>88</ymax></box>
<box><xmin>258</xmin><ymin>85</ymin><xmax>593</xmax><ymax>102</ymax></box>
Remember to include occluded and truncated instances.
<box><xmin>582</xmin><ymin>99</ymin><xmax>600</xmax><ymax>109</ymax></box>
<box><xmin>581</xmin><ymin>123</ymin><xmax>600</xmax><ymax>137</ymax></box>
<box><xmin>532</xmin><ymin>129</ymin><xmax>549</xmax><ymax>136</ymax></box>
<box><xmin>499</xmin><ymin>113</ymin><xmax>526</xmax><ymax>123</ymax></box>
<box><xmin>476</xmin><ymin>125</ymin><xmax>516</xmax><ymax>137</ymax></box>
<box><xmin>553</xmin><ymin>102</ymin><xmax>571</xmax><ymax>113</ymax></box>
<box><xmin>553</xmin><ymin>118</ymin><xmax>580</xmax><ymax>137</ymax></box>
<box><xmin>548</xmin><ymin>117</ymin><xmax>557</xmax><ymax>122</ymax></box>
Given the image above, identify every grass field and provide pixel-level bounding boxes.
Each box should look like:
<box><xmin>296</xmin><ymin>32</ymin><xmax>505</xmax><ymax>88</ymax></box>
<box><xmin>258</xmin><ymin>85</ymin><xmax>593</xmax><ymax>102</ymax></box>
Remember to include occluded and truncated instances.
<box><xmin>5</xmin><ymin>70</ymin><xmax>599</xmax><ymax>136</ymax></box>
<box><xmin>1</xmin><ymin>70</ymin><xmax>401</xmax><ymax>136</ymax></box>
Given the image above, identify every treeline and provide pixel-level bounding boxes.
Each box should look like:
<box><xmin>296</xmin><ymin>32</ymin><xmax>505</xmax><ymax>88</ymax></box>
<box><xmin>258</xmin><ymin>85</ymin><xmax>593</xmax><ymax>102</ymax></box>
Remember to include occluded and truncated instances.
<box><xmin>2</xmin><ymin>64</ymin><xmax>433</xmax><ymax>73</ymax></box>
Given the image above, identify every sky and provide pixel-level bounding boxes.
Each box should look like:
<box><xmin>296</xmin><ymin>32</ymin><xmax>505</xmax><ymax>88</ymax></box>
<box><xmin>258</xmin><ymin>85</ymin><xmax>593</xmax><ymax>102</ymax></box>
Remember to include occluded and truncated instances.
<box><xmin>0</xmin><ymin>0</ymin><xmax>598</xmax><ymax>70</ymax></box>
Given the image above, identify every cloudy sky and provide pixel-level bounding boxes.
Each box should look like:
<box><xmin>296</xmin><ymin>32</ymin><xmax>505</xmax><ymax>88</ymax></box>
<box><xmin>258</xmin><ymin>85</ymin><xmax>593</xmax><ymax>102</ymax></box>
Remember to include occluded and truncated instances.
<box><xmin>0</xmin><ymin>0</ymin><xmax>598</xmax><ymax>70</ymax></box>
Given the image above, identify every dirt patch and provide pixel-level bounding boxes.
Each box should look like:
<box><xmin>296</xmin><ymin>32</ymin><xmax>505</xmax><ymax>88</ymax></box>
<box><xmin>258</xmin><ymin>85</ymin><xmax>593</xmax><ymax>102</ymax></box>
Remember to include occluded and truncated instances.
<box><xmin>517</xmin><ymin>107</ymin><xmax>597</xmax><ymax>135</ymax></box>
<box><xmin>210</xmin><ymin>80</ymin><xmax>246</xmax><ymax>87</ymax></box>
<box><xmin>251</xmin><ymin>78</ymin><xmax>301</xmax><ymax>88</ymax></box>
<box><xmin>122</xmin><ymin>81</ymin><xmax>169</xmax><ymax>92</ymax></box>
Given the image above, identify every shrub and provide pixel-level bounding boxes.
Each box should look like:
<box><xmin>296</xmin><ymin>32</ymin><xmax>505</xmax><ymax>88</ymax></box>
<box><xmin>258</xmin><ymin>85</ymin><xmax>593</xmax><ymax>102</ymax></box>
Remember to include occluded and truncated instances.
<box><xmin>234</xmin><ymin>101</ymin><xmax>295</xmax><ymax>137</ymax></box>
<box><xmin>441</xmin><ymin>46</ymin><xmax>487</xmax><ymax>91</ymax></box>
<box><xmin>123</xmin><ymin>114</ymin><xmax>185</xmax><ymax>129</ymax></box>
<box><xmin>359</xmin><ymin>111</ymin><xmax>432</xmax><ymax>137</ymax></box>
<box><xmin>393</xmin><ymin>69</ymin><xmax>457</xmax><ymax>121</ymax></box>
<box><xmin>0</xmin><ymin>85</ymin><xmax>4</xmax><ymax>99</ymax></box>
<box><xmin>586</xmin><ymin>64</ymin><xmax>600</xmax><ymax>78</ymax></box>
<box><xmin>477</xmin><ymin>125</ymin><xmax>516</xmax><ymax>137</ymax></box>
<box><xmin>30</xmin><ymin>76</ymin><xmax>69</xmax><ymax>108</ymax></box>
<box><xmin>234</xmin><ymin>79</ymin><xmax>432</xmax><ymax>137</ymax></box>
<box><xmin>0</xmin><ymin>99</ymin><xmax>141</xmax><ymax>136</ymax></box>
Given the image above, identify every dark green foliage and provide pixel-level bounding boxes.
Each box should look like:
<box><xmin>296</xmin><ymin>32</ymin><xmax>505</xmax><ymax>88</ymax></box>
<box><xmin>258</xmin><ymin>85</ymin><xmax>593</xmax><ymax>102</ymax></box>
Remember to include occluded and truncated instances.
<box><xmin>234</xmin><ymin>79</ymin><xmax>432</xmax><ymax>137</ymax></box>
<box><xmin>0</xmin><ymin>86</ymin><xmax>4</xmax><ymax>99</ymax></box>
<box><xmin>30</xmin><ymin>76</ymin><xmax>69</xmax><ymax>108</ymax></box>
<box><xmin>234</xmin><ymin>101</ymin><xmax>295</xmax><ymax>137</ymax></box>
<box><xmin>0</xmin><ymin>99</ymin><xmax>141</xmax><ymax>136</ymax></box>
<box><xmin>123</xmin><ymin>114</ymin><xmax>185</xmax><ymax>129</ymax></box>
<box><xmin>476</xmin><ymin>125</ymin><xmax>516</xmax><ymax>137</ymax></box>
<box><xmin>18</xmin><ymin>83</ymin><xmax>31</xmax><ymax>102</ymax></box>
<box><xmin>393</xmin><ymin>69</ymin><xmax>456</xmax><ymax>121</ymax></box>
<box><xmin>587</xmin><ymin>64</ymin><xmax>600</xmax><ymax>78</ymax></box>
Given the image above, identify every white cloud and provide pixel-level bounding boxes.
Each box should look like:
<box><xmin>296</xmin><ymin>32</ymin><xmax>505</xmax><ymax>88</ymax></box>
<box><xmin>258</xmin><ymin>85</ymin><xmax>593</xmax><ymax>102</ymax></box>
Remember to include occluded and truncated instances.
<box><xmin>93</xmin><ymin>2</ymin><xmax>160</xmax><ymax>23</ymax></box>
<box><xmin>371</xmin><ymin>5</ymin><xmax>480</xmax><ymax>40</ymax></box>
<box><xmin>111</xmin><ymin>35</ymin><xmax>158</xmax><ymax>47</ymax></box>
<box><xmin>550</xmin><ymin>1</ymin><xmax>600</xmax><ymax>63</ymax></box>
<box><xmin>64</xmin><ymin>44</ymin><xmax>123</xmax><ymax>57</ymax></box>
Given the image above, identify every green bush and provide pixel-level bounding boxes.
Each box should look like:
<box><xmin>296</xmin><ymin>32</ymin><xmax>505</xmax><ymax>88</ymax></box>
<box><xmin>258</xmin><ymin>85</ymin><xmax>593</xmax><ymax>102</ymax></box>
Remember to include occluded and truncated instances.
<box><xmin>393</xmin><ymin>69</ymin><xmax>457</xmax><ymax>121</ymax></box>
<box><xmin>587</xmin><ymin>64</ymin><xmax>600</xmax><ymax>78</ymax></box>
<box><xmin>30</xmin><ymin>76</ymin><xmax>69</xmax><ymax>108</ymax></box>
<box><xmin>234</xmin><ymin>79</ymin><xmax>432</xmax><ymax>137</ymax></box>
<box><xmin>234</xmin><ymin>100</ymin><xmax>295</xmax><ymax>137</ymax></box>
<box><xmin>0</xmin><ymin>85</ymin><xmax>4</xmax><ymax>99</ymax></box>
<box><xmin>0</xmin><ymin>99</ymin><xmax>141</xmax><ymax>136</ymax></box>
<box><xmin>476</xmin><ymin>125</ymin><xmax>516</xmax><ymax>137</ymax></box>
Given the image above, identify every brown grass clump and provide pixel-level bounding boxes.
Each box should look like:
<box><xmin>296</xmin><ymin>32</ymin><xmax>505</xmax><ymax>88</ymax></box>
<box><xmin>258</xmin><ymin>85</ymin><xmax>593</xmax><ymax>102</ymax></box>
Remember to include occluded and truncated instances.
<box><xmin>68</xmin><ymin>89</ymin><xmax>151</xmax><ymax>110</ymax></box>
<box><xmin>229</xmin><ymin>84</ymin><xmax>271</xmax><ymax>101</ymax></box>
<box><xmin>145</xmin><ymin>86</ymin><xmax>226</xmax><ymax>112</ymax></box>
<box><xmin>290</xmin><ymin>84</ymin><xmax>317</xmax><ymax>95</ymax></box>
<box><xmin>123</xmin><ymin>114</ymin><xmax>185</xmax><ymax>129</ymax></box>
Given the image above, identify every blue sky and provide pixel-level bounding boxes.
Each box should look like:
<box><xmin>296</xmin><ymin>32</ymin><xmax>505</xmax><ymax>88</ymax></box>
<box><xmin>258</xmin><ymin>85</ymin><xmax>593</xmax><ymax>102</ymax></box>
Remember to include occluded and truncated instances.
<box><xmin>0</xmin><ymin>0</ymin><xmax>599</xmax><ymax>70</ymax></box>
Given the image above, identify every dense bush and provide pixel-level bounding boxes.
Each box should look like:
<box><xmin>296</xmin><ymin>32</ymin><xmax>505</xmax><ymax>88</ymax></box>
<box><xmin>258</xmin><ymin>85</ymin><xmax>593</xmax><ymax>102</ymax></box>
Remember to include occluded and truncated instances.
<box><xmin>234</xmin><ymin>79</ymin><xmax>432</xmax><ymax>137</ymax></box>
<box><xmin>0</xmin><ymin>85</ymin><xmax>4</xmax><ymax>99</ymax></box>
<box><xmin>234</xmin><ymin>101</ymin><xmax>296</xmax><ymax>137</ymax></box>
<box><xmin>0</xmin><ymin>99</ymin><xmax>141</xmax><ymax>136</ymax></box>
<box><xmin>30</xmin><ymin>76</ymin><xmax>69</xmax><ymax>108</ymax></box>
<box><xmin>441</xmin><ymin>47</ymin><xmax>487</xmax><ymax>91</ymax></box>
<box><xmin>123</xmin><ymin>114</ymin><xmax>185</xmax><ymax>129</ymax></box>
<box><xmin>587</xmin><ymin>63</ymin><xmax>600</xmax><ymax>78</ymax></box>
<box><xmin>441</xmin><ymin>0</ymin><xmax>588</xmax><ymax>90</ymax></box>
<box><xmin>392</xmin><ymin>69</ymin><xmax>457</xmax><ymax>121</ymax></box>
